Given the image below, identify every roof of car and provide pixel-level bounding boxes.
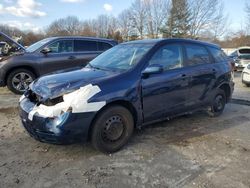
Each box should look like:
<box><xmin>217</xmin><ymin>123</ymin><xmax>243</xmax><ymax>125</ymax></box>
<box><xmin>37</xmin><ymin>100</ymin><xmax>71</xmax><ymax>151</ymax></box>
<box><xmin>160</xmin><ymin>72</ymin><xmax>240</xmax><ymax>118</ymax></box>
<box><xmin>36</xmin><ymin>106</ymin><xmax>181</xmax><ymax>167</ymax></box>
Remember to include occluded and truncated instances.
<box><xmin>238</xmin><ymin>46</ymin><xmax>250</xmax><ymax>50</ymax></box>
<box><xmin>47</xmin><ymin>36</ymin><xmax>117</xmax><ymax>43</ymax></box>
<box><xmin>122</xmin><ymin>38</ymin><xmax>220</xmax><ymax>48</ymax></box>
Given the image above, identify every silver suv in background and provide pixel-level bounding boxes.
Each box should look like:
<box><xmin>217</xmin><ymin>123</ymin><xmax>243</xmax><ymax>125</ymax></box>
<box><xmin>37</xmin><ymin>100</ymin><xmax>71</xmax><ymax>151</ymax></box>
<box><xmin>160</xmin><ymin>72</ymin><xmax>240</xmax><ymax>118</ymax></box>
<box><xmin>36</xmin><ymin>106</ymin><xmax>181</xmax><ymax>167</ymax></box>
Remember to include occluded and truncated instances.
<box><xmin>229</xmin><ymin>47</ymin><xmax>250</xmax><ymax>71</ymax></box>
<box><xmin>0</xmin><ymin>32</ymin><xmax>117</xmax><ymax>94</ymax></box>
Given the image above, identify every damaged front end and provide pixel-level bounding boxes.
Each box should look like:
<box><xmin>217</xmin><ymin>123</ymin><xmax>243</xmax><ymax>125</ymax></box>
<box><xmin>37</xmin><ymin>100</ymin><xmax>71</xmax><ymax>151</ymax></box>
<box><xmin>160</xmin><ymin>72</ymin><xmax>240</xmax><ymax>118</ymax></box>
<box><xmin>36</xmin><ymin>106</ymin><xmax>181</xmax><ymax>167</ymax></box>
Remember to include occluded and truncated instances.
<box><xmin>19</xmin><ymin>84</ymin><xmax>106</xmax><ymax>144</ymax></box>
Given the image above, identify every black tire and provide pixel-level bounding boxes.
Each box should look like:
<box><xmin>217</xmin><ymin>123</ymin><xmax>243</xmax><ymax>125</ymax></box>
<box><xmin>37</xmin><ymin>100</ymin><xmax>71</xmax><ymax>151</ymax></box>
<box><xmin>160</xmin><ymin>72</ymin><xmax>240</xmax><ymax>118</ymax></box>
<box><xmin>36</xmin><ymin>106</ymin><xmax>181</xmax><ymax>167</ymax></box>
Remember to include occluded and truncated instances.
<box><xmin>242</xmin><ymin>82</ymin><xmax>250</xmax><ymax>87</ymax></box>
<box><xmin>208</xmin><ymin>89</ymin><xmax>226</xmax><ymax>117</ymax></box>
<box><xmin>91</xmin><ymin>105</ymin><xmax>134</xmax><ymax>153</ymax></box>
<box><xmin>6</xmin><ymin>69</ymin><xmax>35</xmax><ymax>95</ymax></box>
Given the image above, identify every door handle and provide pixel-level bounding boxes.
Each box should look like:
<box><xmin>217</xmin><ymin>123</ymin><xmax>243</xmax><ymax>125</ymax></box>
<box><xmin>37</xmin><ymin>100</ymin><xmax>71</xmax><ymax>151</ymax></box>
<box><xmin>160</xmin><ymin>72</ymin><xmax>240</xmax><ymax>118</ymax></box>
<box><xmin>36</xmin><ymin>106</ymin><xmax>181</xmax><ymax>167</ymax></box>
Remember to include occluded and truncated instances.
<box><xmin>68</xmin><ymin>56</ymin><xmax>76</xmax><ymax>60</ymax></box>
<box><xmin>212</xmin><ymin>68</ymin><xmax>217</xmax><ymax>73</ymax></box>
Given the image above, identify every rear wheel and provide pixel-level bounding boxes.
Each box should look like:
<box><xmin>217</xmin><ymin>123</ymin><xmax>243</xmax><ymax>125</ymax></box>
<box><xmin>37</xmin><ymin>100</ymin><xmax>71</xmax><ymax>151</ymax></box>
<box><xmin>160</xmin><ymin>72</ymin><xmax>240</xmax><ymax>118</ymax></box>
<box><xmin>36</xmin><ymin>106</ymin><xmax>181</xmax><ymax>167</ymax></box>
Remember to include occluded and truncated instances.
<box><xmin>242</xmin><ymin>82</ymin><xmax>250</xmax><ymax>87</ymax></box>
<box><xmin>91</xmin><ymin>105</ymin><xmax>134</xmax><ymax>153</ymax></box>
<box><xmin>208</xmin><ymin>89</ymin><xmax>226</xmax><ymax>117</ymax></box>
<box><xmin>7</xmin><ymin>69</ymin><xmax>35</xmax><ymax>94</ymax></box>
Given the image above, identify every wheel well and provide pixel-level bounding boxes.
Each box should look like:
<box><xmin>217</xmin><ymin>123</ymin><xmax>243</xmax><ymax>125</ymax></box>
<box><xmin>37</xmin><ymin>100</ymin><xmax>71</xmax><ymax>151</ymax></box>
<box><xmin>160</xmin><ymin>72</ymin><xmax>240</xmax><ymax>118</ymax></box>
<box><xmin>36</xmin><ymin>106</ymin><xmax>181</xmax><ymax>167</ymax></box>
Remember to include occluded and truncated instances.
<box><xmin>87</xmin><ymin>100</ymin><xmax>138</xmax><ymax>140</ymax></box>
<box><xmin>4</xmin><ymin>66</ymin><xmax>38</xmax><ymax>84</ymax></box>
<box><xmin>219</xmin><ymin>84</ymin><xmax>231</xmax><ymax>102</ymax></box>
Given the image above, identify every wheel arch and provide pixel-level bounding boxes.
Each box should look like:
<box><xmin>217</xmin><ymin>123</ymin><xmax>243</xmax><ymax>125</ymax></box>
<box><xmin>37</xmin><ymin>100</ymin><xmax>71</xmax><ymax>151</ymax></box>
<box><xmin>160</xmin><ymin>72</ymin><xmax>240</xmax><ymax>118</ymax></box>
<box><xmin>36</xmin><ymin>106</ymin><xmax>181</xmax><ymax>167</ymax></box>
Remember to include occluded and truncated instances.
<box><xmin>87</xmin><ymin>100</ymin><xmax>138</xmax><ymax>140</ymax></box>
<box><xmin>218</xmin><ymin>83</ymin><xmax>231</xmax><ymax>103</ymax></box>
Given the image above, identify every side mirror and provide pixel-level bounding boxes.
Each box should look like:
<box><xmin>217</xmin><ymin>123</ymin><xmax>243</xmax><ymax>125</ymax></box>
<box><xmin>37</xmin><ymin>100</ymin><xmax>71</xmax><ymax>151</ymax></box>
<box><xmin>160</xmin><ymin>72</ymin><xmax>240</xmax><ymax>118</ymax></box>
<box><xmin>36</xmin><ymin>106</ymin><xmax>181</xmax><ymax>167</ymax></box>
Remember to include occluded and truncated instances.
<box><xmin>40</xmin><ymin>47</ymin><xmax>52</xmax><ymax>54</ymax></box>
<box><xmin>142</xmin><ymin>64</ymin><xmax>163</xmax><ymax>77</ymax></box>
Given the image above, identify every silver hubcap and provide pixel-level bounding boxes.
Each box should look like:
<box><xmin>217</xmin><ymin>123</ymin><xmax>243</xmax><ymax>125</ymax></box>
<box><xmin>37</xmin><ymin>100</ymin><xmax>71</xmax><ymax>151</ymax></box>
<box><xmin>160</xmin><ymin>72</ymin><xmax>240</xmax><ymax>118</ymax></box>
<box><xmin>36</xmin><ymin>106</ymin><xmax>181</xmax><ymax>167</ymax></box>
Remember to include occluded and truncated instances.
<box><xmin>12</xmin><ymin>72</ymin><xmax>33</xmax><ymax>92</ymax></box>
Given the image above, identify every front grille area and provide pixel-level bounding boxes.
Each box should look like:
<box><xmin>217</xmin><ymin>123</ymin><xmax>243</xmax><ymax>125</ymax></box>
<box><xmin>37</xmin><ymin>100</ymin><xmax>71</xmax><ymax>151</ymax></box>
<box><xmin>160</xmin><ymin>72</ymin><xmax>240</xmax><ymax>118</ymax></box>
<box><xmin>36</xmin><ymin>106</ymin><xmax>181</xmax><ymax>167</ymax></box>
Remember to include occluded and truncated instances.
<box><xmin>43</xmin><ymin>96</ymin><xmax>63</xmax><ymax>106</ymax></box>
<box><xmin>27</xmin><ymin>90</ymin><xmax>63</xmax><ymax>106</ymax></box>
<box><xmin>27</xmin><ymin>90</ymin><xmax>42</xmax><ymax>103</ymax></box>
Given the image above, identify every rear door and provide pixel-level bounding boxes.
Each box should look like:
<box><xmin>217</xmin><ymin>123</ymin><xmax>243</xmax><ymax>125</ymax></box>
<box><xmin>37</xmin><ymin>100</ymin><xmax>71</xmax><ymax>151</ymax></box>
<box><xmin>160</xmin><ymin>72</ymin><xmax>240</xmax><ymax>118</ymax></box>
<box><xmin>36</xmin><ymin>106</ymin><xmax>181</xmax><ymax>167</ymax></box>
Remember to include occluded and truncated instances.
<box><xmin>73</xmin><ymin>40</ymin><xmax>101</xmax><ymax>67</ymax></box>
<box><xmin>141</xmin><ymin>43</ymin><xmax>191</xmax><ymax>122</ymax></box>
<box><xmin>183</xmin><ymin>43</ymin><xmax>216</xmax><ymax>107</ymax></box>
<box><xmin>39</xmin><ymin>39</ymin><xmax>76</xmax><ymax>73</ymax></box>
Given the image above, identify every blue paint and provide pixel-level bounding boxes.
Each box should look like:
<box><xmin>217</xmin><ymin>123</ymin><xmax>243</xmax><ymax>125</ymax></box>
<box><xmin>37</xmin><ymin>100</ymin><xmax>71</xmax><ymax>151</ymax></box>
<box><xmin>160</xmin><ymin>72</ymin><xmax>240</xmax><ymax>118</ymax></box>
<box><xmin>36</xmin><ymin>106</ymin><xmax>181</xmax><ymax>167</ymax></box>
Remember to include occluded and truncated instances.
<box><xmin>19</xmin><ymin>38</ymin><xmax>234</xmax><ymax>144</ymax></box>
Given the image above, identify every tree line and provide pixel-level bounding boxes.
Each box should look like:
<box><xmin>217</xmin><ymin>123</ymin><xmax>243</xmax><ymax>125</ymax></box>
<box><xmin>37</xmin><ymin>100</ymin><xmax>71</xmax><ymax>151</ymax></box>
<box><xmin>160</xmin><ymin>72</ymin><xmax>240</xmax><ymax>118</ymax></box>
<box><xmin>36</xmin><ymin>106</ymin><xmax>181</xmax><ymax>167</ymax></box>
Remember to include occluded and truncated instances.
<box><xmin>1</xmin><ymin>0</ymin><xmax>250</xmax><ymax>48</ymax></box>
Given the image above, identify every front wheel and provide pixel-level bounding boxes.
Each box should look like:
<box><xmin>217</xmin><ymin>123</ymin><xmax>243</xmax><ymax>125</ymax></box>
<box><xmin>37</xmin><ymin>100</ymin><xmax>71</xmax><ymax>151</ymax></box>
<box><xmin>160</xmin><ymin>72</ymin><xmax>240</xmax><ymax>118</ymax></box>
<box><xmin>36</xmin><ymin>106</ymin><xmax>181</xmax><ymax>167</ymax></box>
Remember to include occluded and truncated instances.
<box><xmin>91</xmin><ymin>105</ymin><xmax>134</xmax><ymax>153</ymax></box>
<box><xmin>208</xmin><ymin>89</ymin><xmax>226</xmax><ymax>117</ymax></box>
<box><xmin>7</xmin><ymin>69</ymin><xmax>35</xmax><ymax>94</ymax></box>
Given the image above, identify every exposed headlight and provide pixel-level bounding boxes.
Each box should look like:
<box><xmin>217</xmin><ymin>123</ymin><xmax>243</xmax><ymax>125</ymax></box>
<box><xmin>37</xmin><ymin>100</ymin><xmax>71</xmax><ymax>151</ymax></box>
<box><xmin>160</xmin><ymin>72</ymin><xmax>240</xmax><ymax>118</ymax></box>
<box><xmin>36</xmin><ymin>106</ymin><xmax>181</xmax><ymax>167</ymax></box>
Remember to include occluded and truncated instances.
<box><xmin>49</xmin><ymin>112</ymin><xmax>69</xmax><ymax>127</ymax></box>
<box><xmin>247</xmin><ymin>64</ymin><xmax>250</xmax><ymax>69</ymax></box>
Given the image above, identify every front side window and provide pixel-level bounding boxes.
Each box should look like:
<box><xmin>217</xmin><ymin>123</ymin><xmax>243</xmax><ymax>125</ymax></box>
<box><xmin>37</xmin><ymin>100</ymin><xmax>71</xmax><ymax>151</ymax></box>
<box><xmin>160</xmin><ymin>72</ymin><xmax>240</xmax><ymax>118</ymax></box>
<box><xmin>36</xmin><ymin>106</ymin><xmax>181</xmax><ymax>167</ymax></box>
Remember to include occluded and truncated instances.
<box><xmin>149</xmin><ymin>44</ymin><xmax>183</xmax><ymax>71</ymax></box>
<box><xmin>47</xmin><ymin>40</ymin><xmax>73</xmax><ymax>53</ymax></box>
<box><xmin>185</xmin><ymin>44</ymin><xmax>210</xmax><ymax>66</ymax></box>
<box><xmin>26</xmin><ymin>38</ymin><xmax>55</xmax><ymax>53</ymax></box>
<box><xmin>74</xmin><ymin>40</ymin><xmax>97</xmax><ymax>52</ymax></box>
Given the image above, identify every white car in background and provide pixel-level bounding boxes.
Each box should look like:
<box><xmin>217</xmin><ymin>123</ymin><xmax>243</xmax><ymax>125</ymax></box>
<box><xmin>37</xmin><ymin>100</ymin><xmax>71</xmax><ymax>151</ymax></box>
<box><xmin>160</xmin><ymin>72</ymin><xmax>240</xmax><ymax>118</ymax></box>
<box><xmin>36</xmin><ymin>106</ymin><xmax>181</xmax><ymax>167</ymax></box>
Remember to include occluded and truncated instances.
<box><xmin>242</xmin><ymin>65</ymin><xmax>250</xmax><ymax>86</ymax></box>
<box><xmin>230</xmin><ymin>47</ymin><xmax>250</xmax><ymax>71</ymax></box>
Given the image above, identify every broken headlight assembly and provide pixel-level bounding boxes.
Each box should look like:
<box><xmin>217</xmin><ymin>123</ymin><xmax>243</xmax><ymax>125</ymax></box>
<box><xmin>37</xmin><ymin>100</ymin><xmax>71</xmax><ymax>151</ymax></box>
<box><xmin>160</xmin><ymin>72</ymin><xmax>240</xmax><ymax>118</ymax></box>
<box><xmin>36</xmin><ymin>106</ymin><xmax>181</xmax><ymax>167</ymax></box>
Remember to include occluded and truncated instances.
<box><xmin>247</xmin><ymin>64</ymin><xmax>250</xmax><ymax>69</ymax></box>
<box><xmin>49</xmin><ymin>112</ymin><xmax>70</xmax><ymax>126</ymax></box>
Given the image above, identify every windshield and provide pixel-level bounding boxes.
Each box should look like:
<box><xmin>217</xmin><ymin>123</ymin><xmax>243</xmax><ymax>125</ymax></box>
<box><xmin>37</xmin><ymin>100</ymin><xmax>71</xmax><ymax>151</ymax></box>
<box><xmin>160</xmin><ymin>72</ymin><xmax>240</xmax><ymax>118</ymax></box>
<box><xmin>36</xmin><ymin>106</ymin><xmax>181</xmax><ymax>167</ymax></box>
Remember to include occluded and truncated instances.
<box><xmin>239</xmin><ymin>55</ymin><xmax>250</xmax><ymax>60</ymax></box>
<box><xmin>88</xmin><ymin>43</ymin><xmax>154</xmax><ymax>71</ymax></box>
<box><xmin>26</xmin><ymin>38</ymin><xmax>55</xmax><ymax>53</ymax></box>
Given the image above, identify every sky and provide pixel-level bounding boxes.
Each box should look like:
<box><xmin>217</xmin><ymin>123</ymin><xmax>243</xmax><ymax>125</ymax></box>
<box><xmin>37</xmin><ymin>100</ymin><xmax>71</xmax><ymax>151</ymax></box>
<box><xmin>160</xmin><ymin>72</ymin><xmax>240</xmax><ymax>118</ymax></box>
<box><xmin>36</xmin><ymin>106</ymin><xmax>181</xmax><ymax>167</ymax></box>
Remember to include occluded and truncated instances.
<box><xmin>0</xmin><ymin>0</ymin><xmax>248</xmax><ymax>33</ymax></box>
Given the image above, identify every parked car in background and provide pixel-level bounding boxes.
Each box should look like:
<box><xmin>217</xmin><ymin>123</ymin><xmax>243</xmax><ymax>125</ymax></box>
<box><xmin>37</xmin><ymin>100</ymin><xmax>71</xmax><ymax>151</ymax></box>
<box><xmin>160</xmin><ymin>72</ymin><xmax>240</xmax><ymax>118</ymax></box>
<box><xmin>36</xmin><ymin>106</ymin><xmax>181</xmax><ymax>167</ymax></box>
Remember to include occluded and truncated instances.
<box><xmin>242</xmin><ymin>64</ymin><xmax>250</xmax><ymax>86</ymax></box>
<box><xmin>0</xmin><ymin>42</ymin><xmax>6</xmax><ymax>57</ymax></box>
<box><xmin>19</xmin><ymin>38</ymin><xmax>234</xmax><ymax>153</ymax></box>
<box><xmin>0</xmin><ymin>32</ymin><xmax>117</xmax><ymax>94</ymax></box>
<box><xmin>229</xmin><ymin>47</ymin><xmax>250</xmax><ymax>71</ymax></box>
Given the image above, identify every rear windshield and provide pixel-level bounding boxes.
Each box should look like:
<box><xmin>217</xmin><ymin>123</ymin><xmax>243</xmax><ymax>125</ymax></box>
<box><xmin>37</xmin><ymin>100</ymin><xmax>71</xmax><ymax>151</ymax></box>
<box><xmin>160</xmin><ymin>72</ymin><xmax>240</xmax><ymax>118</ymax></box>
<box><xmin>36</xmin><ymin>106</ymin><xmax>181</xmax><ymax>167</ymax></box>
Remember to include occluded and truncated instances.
<box><xmin>239</xmin><ymin>49</ymin><xmax>250</xmax><ymax>54</ymax></box>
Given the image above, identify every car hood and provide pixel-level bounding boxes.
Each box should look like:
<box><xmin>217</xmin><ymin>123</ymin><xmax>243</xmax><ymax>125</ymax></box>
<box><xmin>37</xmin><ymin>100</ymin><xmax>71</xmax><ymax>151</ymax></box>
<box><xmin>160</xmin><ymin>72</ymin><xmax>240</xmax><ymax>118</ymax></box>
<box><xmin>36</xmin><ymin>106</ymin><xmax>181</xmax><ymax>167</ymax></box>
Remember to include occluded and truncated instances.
<box><xmin>0</xmin><ymin>31</ymin><xmax>25</xmax><ymax>51</ymax></box>
<box><xmin>30</xmin><ymin>67</ymin><xmax>117</xmax><ymax>99</ymax></box>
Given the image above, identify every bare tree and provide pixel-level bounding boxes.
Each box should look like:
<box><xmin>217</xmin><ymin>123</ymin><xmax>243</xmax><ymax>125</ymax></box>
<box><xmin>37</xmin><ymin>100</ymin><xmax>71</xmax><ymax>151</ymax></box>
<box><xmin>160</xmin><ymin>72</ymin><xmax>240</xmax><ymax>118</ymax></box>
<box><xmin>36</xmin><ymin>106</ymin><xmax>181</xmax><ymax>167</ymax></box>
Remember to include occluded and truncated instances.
<box><xmin>246</xmin><ymin>2</ymin><xmax>250</xmax><ymax>34</ymax></box>
<box><xmin>144</xmin><ymin>0</ymin><xmax>170</xmax><ymax>38</ymax></box>
<box><xmin>0</xmin><ymin>24</ymin><xmax>23</xmax><ymax>38</ymax></box>
<box><xmin>188</xmin><ymin>0</ymin><xmax>225</xmax><ymax>38</ymax></box>
<box><xmin>80</xmin><ymin>20</ymin><xmax>97</xmax><ymax>37</ymax></box>
<box><xmin>209</xmin><ymin>4</ymin><xmax>229</xmax><ymax>40</ymax></box>
<box><xmin>46</xmin><ymin>16</ymin><xmax>82</xmax><ymax>36</ymax></box>
<box><xmin>118</xmin><ymin>9</ymin><xmax>132</xmax><ymax>41</ymax></box>
<box><xmin>94</xmin><ymin>15</ymin><xmax>118</xmax><ymax>38</ymax></box>
<box><xmin>130</xmin><ymin>0</ymin><xmax>147</xmax><ymax>39</ymax></box>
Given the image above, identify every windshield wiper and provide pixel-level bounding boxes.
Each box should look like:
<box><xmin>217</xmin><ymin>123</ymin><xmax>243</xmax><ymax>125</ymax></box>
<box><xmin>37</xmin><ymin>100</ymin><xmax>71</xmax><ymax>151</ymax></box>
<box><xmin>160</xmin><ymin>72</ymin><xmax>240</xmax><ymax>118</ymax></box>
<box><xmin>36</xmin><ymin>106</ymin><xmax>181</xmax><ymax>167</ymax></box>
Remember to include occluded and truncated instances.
<box><xmin>88</xmin><ymin>63</ymin><xmax>110</xmax><ymax>71</ymax></box>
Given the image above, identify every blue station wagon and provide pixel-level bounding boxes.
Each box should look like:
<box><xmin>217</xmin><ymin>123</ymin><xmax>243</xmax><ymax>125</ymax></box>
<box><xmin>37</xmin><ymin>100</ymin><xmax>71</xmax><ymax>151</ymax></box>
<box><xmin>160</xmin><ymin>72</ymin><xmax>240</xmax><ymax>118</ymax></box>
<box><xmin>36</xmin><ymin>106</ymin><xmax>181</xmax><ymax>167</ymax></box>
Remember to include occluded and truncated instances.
<box><xmin>19</xmin><ymin>39</ymin><xmax>234</xmax><ymax>153</ymax></box>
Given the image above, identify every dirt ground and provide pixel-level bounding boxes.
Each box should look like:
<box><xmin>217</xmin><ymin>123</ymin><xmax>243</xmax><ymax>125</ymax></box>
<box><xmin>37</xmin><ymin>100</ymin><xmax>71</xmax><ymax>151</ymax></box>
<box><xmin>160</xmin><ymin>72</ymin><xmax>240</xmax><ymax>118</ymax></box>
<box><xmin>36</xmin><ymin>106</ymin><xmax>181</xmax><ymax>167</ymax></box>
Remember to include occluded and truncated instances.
<box><xmin>0</xmin><ymin>72</ymin><xmax>249</xmax><ymax>188</ymax></box>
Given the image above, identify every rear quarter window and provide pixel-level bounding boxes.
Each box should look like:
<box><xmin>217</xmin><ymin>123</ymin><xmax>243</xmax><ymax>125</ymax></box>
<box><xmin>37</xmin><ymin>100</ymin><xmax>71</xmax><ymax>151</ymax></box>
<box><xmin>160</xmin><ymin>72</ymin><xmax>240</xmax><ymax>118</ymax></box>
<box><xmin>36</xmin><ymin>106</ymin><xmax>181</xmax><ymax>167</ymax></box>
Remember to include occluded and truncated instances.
<box><xmin>208</xmin><ymin>47</ymin><xmax>228</xmax><ymax>63</ymax></box>
<box><xmin>185</xmin><ymin>44</ymin><xmax>210</xmax><ymax>66</ymax></box>
<box><xmin>98</xmin><ymin>42</ymin><xmax>112</xmax><ymax>51</ymax></box>
<box><xmin>74</xmin><ymin>40</ymin><xmax>98</xmax><ymax>52</ymax></box>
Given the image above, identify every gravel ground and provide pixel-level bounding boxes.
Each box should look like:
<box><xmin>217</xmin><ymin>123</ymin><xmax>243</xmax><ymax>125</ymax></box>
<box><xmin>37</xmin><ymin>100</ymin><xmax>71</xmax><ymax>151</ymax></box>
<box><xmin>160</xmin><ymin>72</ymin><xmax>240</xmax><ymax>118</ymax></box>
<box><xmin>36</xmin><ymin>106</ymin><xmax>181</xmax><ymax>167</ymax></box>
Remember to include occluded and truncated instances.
<box><xmin>233</xmin><ymin>72</ymin><xmax>250</xmax><ymax>101</ymax></box>
<box><xmin>0</xmin><ymin>72</ymin><xmax>249</xmax><ymax>188</ymax></box>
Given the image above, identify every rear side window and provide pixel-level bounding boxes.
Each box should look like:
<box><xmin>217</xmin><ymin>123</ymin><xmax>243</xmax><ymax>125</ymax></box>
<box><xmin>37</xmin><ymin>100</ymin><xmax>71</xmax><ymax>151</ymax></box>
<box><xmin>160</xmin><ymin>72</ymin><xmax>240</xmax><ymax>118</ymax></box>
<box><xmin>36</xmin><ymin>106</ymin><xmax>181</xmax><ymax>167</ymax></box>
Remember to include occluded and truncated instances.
<box><xmin>185</xmin><ymin>44</ymin><xmax>210</xmax><ymax>66</ymax></box>
<box><xmin>149</xmin><ymin>44</ymin><xmax>183</xmax><ymax>71</ymax></box>
<box><xmin>47</xmin><ymin>40</ymin><xmax>73</xmax><ymax>53</ymax></box>
<box><xmin>208</xmin><ymin>47</ymin><xmax>228</xmax><ymax>63</ymax></box>
<box><xmin>98</xmin><ymin>42</ymin><xmax>112</xmax><ymax>51</ymax></box>
<box><xmin>74</xmin><ymin>40</ymin><xmax>98</xmax><ymax>52</ymax></box>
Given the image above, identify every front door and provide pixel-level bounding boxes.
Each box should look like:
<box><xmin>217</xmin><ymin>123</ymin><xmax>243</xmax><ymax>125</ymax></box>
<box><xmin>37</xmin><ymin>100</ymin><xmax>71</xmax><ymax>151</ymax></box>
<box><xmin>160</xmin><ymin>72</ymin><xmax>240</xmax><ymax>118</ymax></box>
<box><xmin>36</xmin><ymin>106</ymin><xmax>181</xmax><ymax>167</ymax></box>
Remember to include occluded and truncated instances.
<box><xmin>39</xmin><ymin>39</ymin><xmax>78</xmax><ymax>74</ymax></box>
<box><xmin>141</xmin><ymin>43</ymin><xmax>190</xmax><ymax>123</ymax></box>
